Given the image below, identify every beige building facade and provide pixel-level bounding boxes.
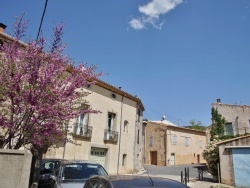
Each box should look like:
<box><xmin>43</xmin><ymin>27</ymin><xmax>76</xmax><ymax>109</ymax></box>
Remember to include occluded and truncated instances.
<box><xmin>144</xmin><ymin>120</ymin><xmax>206</xmax><ymax>166</ymax></box>
<box><xmin>44</xmin><ymin>80</ymin><xmax>145</xmax><ymax>174</ymax></box>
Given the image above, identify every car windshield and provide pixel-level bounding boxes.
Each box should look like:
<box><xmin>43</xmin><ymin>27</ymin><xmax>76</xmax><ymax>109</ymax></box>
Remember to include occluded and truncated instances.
<box><xmin>61</xmin><ymin>163</ymin><xmax>107</xmax><ymax>182</ymax></box>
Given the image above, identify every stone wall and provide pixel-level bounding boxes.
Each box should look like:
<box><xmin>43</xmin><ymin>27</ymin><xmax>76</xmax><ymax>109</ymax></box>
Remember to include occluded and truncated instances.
<box><xmin>0</xmin><ymin>149</ymin><xmax>32</xmax><ymax>188</ymax></box>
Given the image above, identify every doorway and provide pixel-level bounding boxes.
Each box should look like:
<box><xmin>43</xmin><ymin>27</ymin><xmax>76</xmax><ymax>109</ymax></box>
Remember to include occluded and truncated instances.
<box><xmin>90</xmin><ymin>147</ymin><xmax>107</xmax><ymax>168</ymax></box>
<box><xmin>232</xmin><ymin>148</ymin><xmax>250</xmax><ymax>187</ymax></box>
<box><xmin>150</xmin><ymin>151</ymin><xmax>157</xmax><ymax>165</ymax></box>
<box><xmin>170</xmin><ymin>153</ymin><xmax>175</xmax><ymax>166</ymax></box>
<box><xmin>197</xmin><ymin>154</ymin><xmax>200</xmax><ymax>163</ymax></box>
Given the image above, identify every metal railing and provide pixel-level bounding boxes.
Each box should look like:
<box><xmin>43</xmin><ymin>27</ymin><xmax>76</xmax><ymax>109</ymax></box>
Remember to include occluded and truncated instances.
<box><xmin>73</xmin><ymin>124</ymin><xmax>92</xmax><ymax>138</ymax></box>
<box><xmin>181</xmin><ymin>167</ymin><xmax>189</xmax><ymax>185</ymax></box>
<box><xmin>104</xmin><ymin>129</ymin><xmax>119</xmax><ymax>142</ymax></box>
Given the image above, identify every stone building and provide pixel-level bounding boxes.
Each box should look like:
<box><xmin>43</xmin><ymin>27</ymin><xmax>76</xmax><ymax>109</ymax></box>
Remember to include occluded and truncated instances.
<box><xmin>212</xmin><ymin>99</ymin><xmax>250</xmax><ymax>136</ymax></box>
<box><xmin>144</xmin><ymin>120</ymin><xmax>206</xmax><ymax>166</ymax></box>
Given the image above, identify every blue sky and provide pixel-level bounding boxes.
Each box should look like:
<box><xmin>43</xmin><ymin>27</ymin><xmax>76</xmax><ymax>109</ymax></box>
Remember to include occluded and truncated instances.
<box><xmin>1</xmin><ymin>0</ymin><xmax>250</xmax><ymax>126</ymax></box>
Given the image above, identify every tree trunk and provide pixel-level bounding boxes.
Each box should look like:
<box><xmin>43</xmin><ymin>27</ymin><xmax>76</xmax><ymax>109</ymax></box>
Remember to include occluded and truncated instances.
<box><xmin>29</xmin><ymin>148</ymin><xmax>44</xmax><ymax>188</ymax></box>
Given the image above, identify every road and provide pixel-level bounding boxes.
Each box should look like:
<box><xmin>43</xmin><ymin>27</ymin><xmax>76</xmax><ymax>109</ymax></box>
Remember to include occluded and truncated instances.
<box><xmin>141</xmin><ymin>163</ymin><xmax>212</xmax><ymax>181</ymax></box>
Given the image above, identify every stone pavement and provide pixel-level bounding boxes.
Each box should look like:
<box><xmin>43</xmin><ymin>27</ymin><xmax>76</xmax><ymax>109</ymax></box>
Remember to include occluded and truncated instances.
<box><xmin>187</xmin><ymin>179</ymin><xmax>235</xmax><ymax>188</ymax></box>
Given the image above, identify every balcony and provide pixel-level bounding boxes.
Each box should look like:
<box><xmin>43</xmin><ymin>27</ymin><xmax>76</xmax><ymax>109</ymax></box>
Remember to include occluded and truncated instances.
<box><xmin>72</xmin><ymin>124</ymin><xmax>92</xmax><ymax>140</ymax></box>
<box><xmin>104</xmin><ymin>129</ymin><xmax>119</xmax><ymax>143</ymax></box>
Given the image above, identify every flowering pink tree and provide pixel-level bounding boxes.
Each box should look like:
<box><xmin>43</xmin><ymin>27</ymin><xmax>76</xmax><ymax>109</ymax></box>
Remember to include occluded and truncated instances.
<box><xmin>0</xmin><ymin>14</ymin><xmax>100</xmax><ymax>152</ymax></box>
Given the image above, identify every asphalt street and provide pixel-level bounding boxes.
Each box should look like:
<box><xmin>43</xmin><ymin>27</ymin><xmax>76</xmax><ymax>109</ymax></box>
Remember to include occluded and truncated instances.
<box><xmin>139</xmin><ymin>164</ymin><xmax>235</xmax><ymax>188</ymax></box>
<box><xmin>142</xmin><ymin>163</ymin><xmax>212</xmax><ymax>180</ymax></box>
<box><xmin>141</xmin><ymin>164</ymin><xmax>212</xmax><ymax>182</ymax></box>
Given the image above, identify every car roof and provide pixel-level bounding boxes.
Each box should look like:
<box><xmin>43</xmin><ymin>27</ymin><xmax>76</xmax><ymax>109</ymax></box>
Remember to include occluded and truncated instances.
<box><xmin>89</xmin><ymin>175</ymin><xmax>189</xmax><ymax>188</ymax></box>
<box><xmin>61</xmin><ymin>160</ymin><xmax>101</xmax><ymax>165</ymax></box>
<box><xmin>41</xmin><ymin>158</ymin><xmax>66</xmax><ymax>164</ymax></box>
<box><xmin>42</xmin><ymin>158</ymin><xmax>65</xmax><ymax>161</ymax></box>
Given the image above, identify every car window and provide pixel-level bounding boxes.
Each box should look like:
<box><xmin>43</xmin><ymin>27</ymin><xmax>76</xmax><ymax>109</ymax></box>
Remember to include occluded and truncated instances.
<box><xmin>40</xmin><ymin>161</ymin><xmax>57</xmax><ymax>175</ymax></box>
<box><xmin>61</xmin><ymin>163</ymin><xmax>108</xmax><ymax>181</ymax></box>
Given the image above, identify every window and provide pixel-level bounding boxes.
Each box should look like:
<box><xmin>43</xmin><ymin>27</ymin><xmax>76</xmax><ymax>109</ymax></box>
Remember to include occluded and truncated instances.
<box><xmin>123</xmin><ymin>120</ymin><xmax>128</xmax><ymax>133</ymax></box>
<box><xmin>137</xmin><ymin>108</ymin><xmax>141</xmax><ymax>122</ymax></box>
<box><xmin>40</xmin><ymin>161</ymin><xmax>57</xmax><ymax>175</ymax></box>
<box><xmin>108</xmin><ymin>112</ymin><xmax>116</xmax><ymax>131</ymax></box>
<box><xmin>172</xmin><ymin>134</ymin><xmax>177</xmax><ymax>145</ymax></box>
<box><xmin>76</xmin><ymin>112</ymin><xmax>89</xmax><ymax>134</ymax></box>
<box><xmin>86</xmin><ymin>84</ymin><xmax>91</xmax><ymax>89</ymax></box>
<box><xmin>137</xmin><ymin>129</ymin><xmax>140</xmax><ymax>144</ymax></box>
<box><xmin>199</xmin><ymin>140</ymin><xmax>203</xmax><ymax>149</ymax></box>
<box><xmin>225</xmin><ymin>122</ymin><xmax>233</xmax><ymax>135</ymax></box>
<box><xmin>111</xmin><ymin>93</ymin><xmax>116</xmax><ymax>99</ymax></box>
<box><xmin>149</xmin><ymin>136</ymin><xmax>153</xmax><ymax>147</ymax></box>
<box><xmin>122</xmin><ymin>154</ymin><xmax>127</xmax><ymax>166</ymax></box>
<box><xmin>185</xmin><ymin>137</ymin><xmax>189</xmax><ymax>147</ymax></box>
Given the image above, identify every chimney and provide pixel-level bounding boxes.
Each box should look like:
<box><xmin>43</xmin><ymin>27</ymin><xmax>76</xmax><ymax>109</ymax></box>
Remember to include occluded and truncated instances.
<box><xmin>217</xmin><ymin>98</ymin><xmax>221</xmax><ymax>103</ymax></box>
<box><xmin>0</xmin><ymin>23</ymin><xmax>7</xmax><ymax>33</ymax></box>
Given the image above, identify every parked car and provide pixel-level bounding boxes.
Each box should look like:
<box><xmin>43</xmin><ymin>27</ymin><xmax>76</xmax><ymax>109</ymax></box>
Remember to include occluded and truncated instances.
<box><xmin>39</xmin><ymin>158</ymin><xmax>66</xmax><ymax>188</ymax></box>
<box><xmin>52</xmin><ymin>160</ymin><xmax>108</xmax><ymax>188</ymax></box>
<box><xmin>83</xmin><ymin>175</ymin><xmax>190</xmax><ymax>188</ymax></box>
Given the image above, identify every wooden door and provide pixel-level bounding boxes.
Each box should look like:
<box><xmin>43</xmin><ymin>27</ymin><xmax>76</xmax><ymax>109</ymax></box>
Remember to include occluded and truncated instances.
<box><xmin>150</xmin><ymin>151</ymin><xmax>157</xmax><ymax>165</ymax></box>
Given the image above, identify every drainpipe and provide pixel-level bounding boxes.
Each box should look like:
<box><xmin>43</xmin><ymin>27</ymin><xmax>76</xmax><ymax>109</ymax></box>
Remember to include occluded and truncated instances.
<box><xmin>63</xmin><ymin>121</ymin><xmax>69</xmax><ymax>159</ymax></box>
<box><xmin>133</xmin><ymin>111</ymin><xmax>138</xmax><ymax>173</ymax></box>
<box><xmin>143</xmin><ymin>121</ymin><xmax>147</xmax><ymax>163</ymax></box>
<box><xmin>165</xmin><ymin>127</ymin><xmax>168</xmax><ymax>166</ymax></box>
<box><xmin>117</xmin><ymin>94</ymin><xmax>126</xmax><ymax>174</ymax></box>
<box><xmin>236</xmin><ymin>116</ymin><xmax>239</xmax><ymax>135</ymax></box>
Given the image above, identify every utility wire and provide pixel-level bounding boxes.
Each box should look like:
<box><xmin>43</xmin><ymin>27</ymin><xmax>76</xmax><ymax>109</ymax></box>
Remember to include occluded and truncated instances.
<box><xmin>36</xmin><ymin>0</ymin><xmax>49</xmax><ymax>41</ymax></box>
<box><xmin>145</xmin><ymin>106</ymin><xmax>190</xmax><ymax>125</ymax></box>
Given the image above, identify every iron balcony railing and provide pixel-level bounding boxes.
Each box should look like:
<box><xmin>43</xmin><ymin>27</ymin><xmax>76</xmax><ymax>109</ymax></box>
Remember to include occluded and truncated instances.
<box><xmin>104</xmin><ymin>129</ymin><xmax>119</xmax><ymax>142</ymax></box>
<box><xmin>73</xmin><ymin>123</ymin><xmax>92</xmax><ymax>138</ymax></box>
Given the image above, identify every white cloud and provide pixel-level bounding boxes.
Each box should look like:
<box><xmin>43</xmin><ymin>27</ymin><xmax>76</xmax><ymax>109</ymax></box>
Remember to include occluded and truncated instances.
<box><xmin>129</xmin><ymin>0</ymin><xmax>183</xmax><ymax>30</ymax></box>
<box><xmin>129</xmin><ymin>18</ymin><xmax>146</xmax><ymax>30</ymax></box>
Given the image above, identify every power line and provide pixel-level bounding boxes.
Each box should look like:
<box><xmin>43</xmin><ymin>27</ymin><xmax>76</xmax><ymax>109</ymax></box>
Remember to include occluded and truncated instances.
<box><xmin>36</xmin><ymin>0</ymin><xmax>49</xmax><ymax>41</ymax></box>
<box><xmin>144</xmin><ymin>106</ymin><xmax>190</xmax><ymax>125</ymax></box>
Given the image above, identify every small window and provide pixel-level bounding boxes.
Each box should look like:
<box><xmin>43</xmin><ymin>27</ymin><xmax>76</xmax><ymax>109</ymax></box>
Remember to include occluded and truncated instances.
<box><xmin>199</xmin><ymin>140</ymin><xmax>203</xmax><ymax>149</ymax></box>
<box><xmin>123</xmin><ymin>120</ymin><xmax>128</xmax><ymax>133</ymax></box>
<box><xmin>122</xmin><ymin>154</ymin><xmax>127</xmax><ymax>166</ymax></box>
<box><xmin>111</xmin><ymin>93</ymin><xmax>116</xmax><ymax>99</ymax></box>
<box><xmin>137</xmin><ymin>129</ymin><xmax>139</xmax><ymax>144</ymax></box>
<box><xmin>137</xmin><ymin>109</ymin><xmax>141</xmax><ymax>122</ymax></box>
<box><xmin>185</xmin><ymin>137</ymin><xmax>189</xmax><ymax>147</ymax></box>
<box><xmin>149</xmin><ymin>136</ymin><xmax>153</xmax><ymax>147</ymax></box>
<box><xmin>225</xmin><ymin>122</ymin><xmax>233</xmax><ymax>135</ymax></box>
<box><xmin>172</xmin><ymin>134</ymin><xmax>177</xmax><ymax>145</ymax></box>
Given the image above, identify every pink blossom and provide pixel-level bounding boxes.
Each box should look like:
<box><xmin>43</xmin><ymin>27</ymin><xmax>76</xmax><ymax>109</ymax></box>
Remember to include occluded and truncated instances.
<box><xmin>0</xmin><ymin>14</ymin><xmax>101</xmax><ymax>150</ymax></box>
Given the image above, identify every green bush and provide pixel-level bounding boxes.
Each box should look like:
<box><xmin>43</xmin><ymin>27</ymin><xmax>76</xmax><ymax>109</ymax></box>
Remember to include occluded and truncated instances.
<box><xmin>202</xmin><ymin>139</ymin><xmax>221</xmax><ymax>176</ymax></box>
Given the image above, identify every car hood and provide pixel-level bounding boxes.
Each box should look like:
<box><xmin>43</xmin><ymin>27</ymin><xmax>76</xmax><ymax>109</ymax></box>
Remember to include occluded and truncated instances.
<box><xmin>56</xmin><ymin>182</ymin><xmax>86</xmax><ymax>188</ymax></box>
